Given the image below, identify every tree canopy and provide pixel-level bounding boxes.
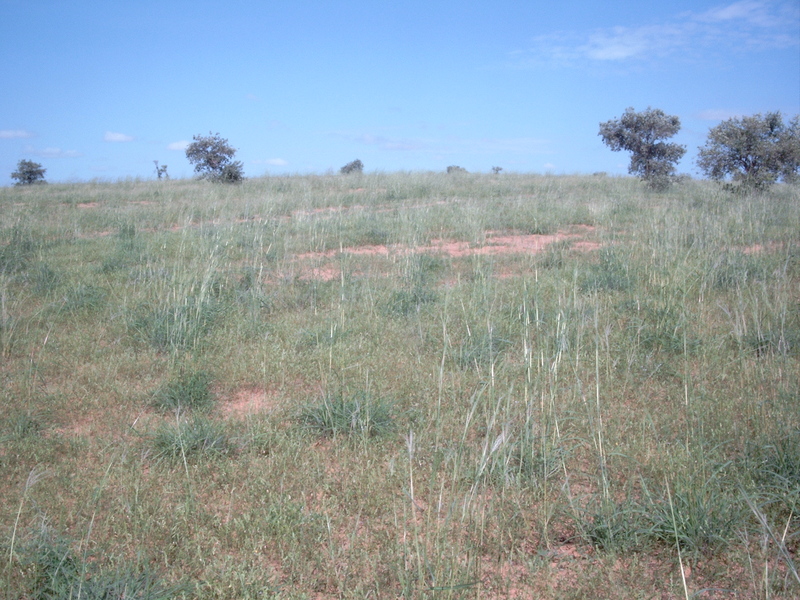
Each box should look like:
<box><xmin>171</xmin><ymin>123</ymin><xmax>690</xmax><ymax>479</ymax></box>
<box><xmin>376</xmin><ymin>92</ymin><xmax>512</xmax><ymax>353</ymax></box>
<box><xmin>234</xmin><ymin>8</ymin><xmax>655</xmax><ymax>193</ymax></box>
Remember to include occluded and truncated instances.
<box><xmin>696</xmin><ymin>112</ymin><xmax>799</xmax><ymax>191</ymax></box>
<box><xmin>185</xmin><ymin>133</ymin><xmax>244</xmax><ymax>183</ymax></box>
<box><xmin>599</xmin><ymin>107</ymin><xmax>686</xmax><ymax>190</ymax></box>
<box><xmin>11</xmin><ymin>159</ymin><xmax>47</xmax><ymax>186</ymax></box>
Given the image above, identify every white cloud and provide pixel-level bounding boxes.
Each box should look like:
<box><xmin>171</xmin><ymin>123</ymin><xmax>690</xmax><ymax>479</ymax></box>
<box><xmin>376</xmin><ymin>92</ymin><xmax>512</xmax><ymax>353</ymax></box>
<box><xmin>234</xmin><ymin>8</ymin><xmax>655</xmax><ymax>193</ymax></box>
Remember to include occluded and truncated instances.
<box><xmin>698</xmin><ymin>109</ymin><xmax>743</xmax><ymax>121</ymax></box>
<box><xmin>104</xmin><ymin>131</ymin><xmax>134</xmax><ymax>142</ymax></box>
<box><xmin>168</xmin><ymin>140</ymin><xmax>189</xmax><ymax>151</ymax></box>
<box><xmin>511</xmin><ymin>1</ymin><xmax>798</xmax><ymax>68</ymax></box>
<box><xmin>0</xmin><ymin>129</ymin><xmax>34</xmax><ymax>139</ymax></box>
<box><xmin>32</xmin><ymin>147</ymin><xmax>82</xmax><ymax>158</ymax></box>
<box><xmin>696</xmin><ymin>1</ymin><xmax>777</xmax><ymax>26</ymax></box>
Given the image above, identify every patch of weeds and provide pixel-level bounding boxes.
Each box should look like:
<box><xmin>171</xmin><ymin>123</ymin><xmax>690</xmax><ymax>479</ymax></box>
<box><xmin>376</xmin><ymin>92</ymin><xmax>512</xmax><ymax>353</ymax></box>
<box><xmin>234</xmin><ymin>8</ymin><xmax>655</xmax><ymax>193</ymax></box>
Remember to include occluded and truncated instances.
<box><xmin>384</xmin><ymin>286</ymin><xmax>438</xmax><ymax>317</ymax></box>
<box><xmin>640</xmin><ymin>474</ymin><xmax>743</xmax><ymax>555</ymax></box>
<box><xmin>709</xmin><ymin>251</ymin><xmax>775</xmax><ymax>290</ymax></box>
<box><xmin>455</xmin><ymin>327</ymin><xmax>512</xmax><ymax>369</ymax></box>
<box><xmin>477</xmin><ymin>426</ymin><xmax>568</xmax><ymax>489</ymax></box>
<box><xmin>27</xmin><ymin>263</ymin><xmax>61</xmax><ymax>295</ymax></box>
<box><xmin>406</xmin><ymin>253</ymin><xmax>444</xmax><ymax>288</ymax></box>
<box><xmin>575</xmin><ymin>495</ymin><xmax>645</xmax><ymax>552</ymax></box>
<box><xmin>537</xmin><ymin>239</ymin><xmax>572</xmax><ymax>269</ymax></box>
<box><xmin>580</xmin><ymin>249</ymin><xmax>633</xmax><ymax>292</ymax></box>
<box><xmin>620</xmin><ymin>301</ymin><xmax>701</xmax><ymax>355</ymax></box>
<box><xmin>59</xmin><ymin>283</ymin><xmax>107</xmax><ymax>314</ymax></box>
<box><xmin>150</xmin><ymin>415</ymin><xmax>232</xmax><ymax>461</ymax></box>
<box><xmin>129</xmin><ymin>295</ymin><xmax>221</xmax><ymax>353</ymax></box>
<box><xmin>14</xmin><ymin>525</ymin><xmax>187</xmax><ymax>600</ymax></box>
<box><xmin>0</xmin><ymin>226</ymin><xmax>42</xmax><ymax>274</ymax></box>
<box><xmin>295</xmin><ymin>323</ymin><xmax>347</xmax><ymax>351</ymax></box>
<box><xmin>741</xmin><ymin>430</ymin><xmax>800</xmax><ymax>516</ymax></box>
<box><xmin>1</xmin><ymin>410</ymin><xmax>43</xmax><ymax>443</ymax></box>
<box><xmin>152</xmin><ymin>369</ymin><xmax>214</xmax><ymax>413</ymax></box>
<box><xmin>743</xmin><ymin>317</ymin><xmax>800</xmax><ymax>357</ymax></box>
<box><xmin>298</xmin><ymin>389</ymin><xmax>395</xmax><ymax>438</ymax></box>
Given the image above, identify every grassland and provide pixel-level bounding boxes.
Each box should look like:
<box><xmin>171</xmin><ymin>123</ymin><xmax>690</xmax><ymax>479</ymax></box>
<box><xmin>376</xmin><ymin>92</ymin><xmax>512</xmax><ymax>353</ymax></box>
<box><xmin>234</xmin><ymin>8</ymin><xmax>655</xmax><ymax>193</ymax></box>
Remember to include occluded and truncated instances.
<box><xmin>0</xmin><ymin>172</ymin><xmax>798</xmax><ymax>599</ymax></box>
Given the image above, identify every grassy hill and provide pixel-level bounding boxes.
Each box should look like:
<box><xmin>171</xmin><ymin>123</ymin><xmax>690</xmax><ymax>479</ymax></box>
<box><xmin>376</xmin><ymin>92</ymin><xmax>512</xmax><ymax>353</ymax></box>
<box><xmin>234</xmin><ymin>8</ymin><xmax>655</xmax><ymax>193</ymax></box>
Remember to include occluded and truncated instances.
<box><xmin>1</xmin><ymin>173</ymin><xmax>798</xmax><ymax>598</ymax></box>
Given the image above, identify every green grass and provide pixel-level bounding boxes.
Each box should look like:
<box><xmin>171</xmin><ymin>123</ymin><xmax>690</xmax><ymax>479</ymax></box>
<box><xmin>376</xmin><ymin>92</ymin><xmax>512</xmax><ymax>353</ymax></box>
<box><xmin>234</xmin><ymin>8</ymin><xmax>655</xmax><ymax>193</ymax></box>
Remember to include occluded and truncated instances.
<box><xmin>1</xmin><ymin>173</ymin><xmax>798</xmax><ymax>598</ymax></box>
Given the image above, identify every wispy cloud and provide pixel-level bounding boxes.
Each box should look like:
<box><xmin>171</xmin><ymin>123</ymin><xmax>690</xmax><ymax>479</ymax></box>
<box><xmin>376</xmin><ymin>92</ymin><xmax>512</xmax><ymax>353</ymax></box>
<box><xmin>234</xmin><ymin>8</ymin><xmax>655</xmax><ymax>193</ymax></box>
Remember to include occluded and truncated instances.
<box><xmin>333</xmin><ymin>130</ymin><xmax>551</xmax><ymax>157</ymax></box>
<box><xmin>511</xmin><ymin>1</ymin><xmax>798</xmax><ymax>68</ymax></box>
<box><xmin>104</xmin><ymin>131</ymin><xmax>134</xmax><ymax>142</ymax></box>
<box><xmin>27</xmin><ymin>146</ymin><xmax>82</xmax><ymax>158</ymax></box>
<box><xmin>697</xmin><ymin>108</ymin><xmax>743</xmax><ymax>121</ymax></box>
<box><xmin>167</xmin><ymin>140</ymin><xmax>189</xmax><ymax>151</ymax></box>
<box><xmin>0</xmin><ymin>129</ymin><xmax>35</xmax><ymax>139</ymax></box>
<box><xmin>336</xmin><ymin>132</ymin><xmax>428</xmax><ymax>151</ymax></box>
<box><xmin>253</xmin><ymin>158</ymin><xmax>289</xmax><ymax>166</ymax></box>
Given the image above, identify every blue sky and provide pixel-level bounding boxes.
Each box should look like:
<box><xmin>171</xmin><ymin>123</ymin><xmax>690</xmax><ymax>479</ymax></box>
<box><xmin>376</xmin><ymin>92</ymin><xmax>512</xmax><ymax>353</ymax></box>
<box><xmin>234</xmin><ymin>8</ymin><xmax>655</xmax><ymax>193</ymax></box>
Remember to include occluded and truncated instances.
<box><xmin>1</xmin><ymin>0</ymin><xmax>798</xmax><ymax>184</ymax></box>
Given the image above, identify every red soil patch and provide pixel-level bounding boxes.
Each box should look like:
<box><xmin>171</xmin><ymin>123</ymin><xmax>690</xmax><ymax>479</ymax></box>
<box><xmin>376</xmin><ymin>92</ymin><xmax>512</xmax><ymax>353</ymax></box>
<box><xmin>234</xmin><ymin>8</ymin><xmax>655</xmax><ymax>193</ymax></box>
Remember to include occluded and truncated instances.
<box><xmin>76</xmin><ymin>202</ymin><xmax>100</xmax><ymax>209</ymax></box>
<box><xmin>220</xmin><ymin>387</ymin><xmax>282</xmax><ymax>418</ymax></box>
<box><xmin>288</xmin><ymin>225</ymin><xmax>599</xmax><ymax>281</ymax></box>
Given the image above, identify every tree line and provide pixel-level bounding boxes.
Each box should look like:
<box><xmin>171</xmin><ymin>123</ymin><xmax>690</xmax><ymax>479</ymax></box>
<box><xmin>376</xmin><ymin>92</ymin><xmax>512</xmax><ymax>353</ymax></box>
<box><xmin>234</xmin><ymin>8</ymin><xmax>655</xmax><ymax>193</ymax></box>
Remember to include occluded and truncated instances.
<box><xmin>10</xmin><ymin>112</ymin><xmax>800</xmax><ymax>191</ymax></box>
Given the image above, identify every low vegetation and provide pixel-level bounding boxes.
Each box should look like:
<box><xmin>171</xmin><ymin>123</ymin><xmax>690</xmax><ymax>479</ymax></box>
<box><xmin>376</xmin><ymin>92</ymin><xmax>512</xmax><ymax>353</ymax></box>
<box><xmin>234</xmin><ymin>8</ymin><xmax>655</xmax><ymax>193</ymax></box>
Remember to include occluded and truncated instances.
<box><xmin>0</xmin><ymin>172</ymin><xmax>798</xmax><ymax>598</ymax></box>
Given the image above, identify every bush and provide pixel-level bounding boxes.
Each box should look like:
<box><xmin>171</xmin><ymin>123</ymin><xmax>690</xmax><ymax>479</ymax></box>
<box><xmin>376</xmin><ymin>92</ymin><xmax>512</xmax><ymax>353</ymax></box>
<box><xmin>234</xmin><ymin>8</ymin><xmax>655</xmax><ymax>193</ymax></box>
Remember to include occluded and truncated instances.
<box><xmin>696</xmin><ymin>112</ymin><xmax>800</xmax><ymax>191</ymax></box>
<box><xmin>340</xmin><ymin>159</ymin><xmax>363</xmax><ymax>174</ymax></box>
<box><xmin>152</xmin><ymin>369</ymin><xmax>214</xmax><ymax>413</ymax></box>
<box><xmin>185</xmin><ymin>132</ymin><xmax>244</xmax><ymax>183</ymax></box>
<box><xmin>599</xmin><ymin>107</ymin><xmax>686</xmax><ymax>190</ymax></box>
<box><xmin>11</xmin><ymin>160</ymin><xmax>46</xmax><ymax>186</ymax></box>
<box><xmin>446</xmin><ymin>165</ymin><xmax>467</xmax><ymax>174</ymax></box>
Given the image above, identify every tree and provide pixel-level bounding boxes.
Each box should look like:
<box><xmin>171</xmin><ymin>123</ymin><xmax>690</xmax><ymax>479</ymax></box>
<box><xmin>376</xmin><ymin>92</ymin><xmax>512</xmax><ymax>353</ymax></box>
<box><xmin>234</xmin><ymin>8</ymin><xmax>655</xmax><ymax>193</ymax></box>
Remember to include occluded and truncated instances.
<box><xmin>11</xmin><ymin>159</ymin><xmax>47</xmax><ymax>186</ymax></box>
<box><xmin>185</xmin><ymin>132</ymin><xmax>244</xmax><ymax>183</ymax></box>
<box><xmin>599</xmin><ymin>107</ymin><xmax>686</xmax><ymax>190</ymax></box>
<box><xmin>696</xmin><ymin>112</ymin><xmax>800</xmax><ymax>191</ymax></box>
<box><xmin>340</xmin><ymin>159</ymin><xmax>363</xmax><ymax>174</ymax></box>
<box><xmin>153</xmin><ymin>160</ymin><xmax>169</xmax><ymax>180</ymax></box>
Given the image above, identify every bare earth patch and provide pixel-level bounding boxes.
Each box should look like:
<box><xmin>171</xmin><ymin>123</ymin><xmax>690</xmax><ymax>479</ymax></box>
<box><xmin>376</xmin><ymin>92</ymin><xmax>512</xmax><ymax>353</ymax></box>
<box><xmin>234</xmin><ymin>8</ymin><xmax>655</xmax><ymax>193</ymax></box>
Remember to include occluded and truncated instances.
<box><xmin>288</xmin><ymin>225</ymin><xmax>600</xmax><ymax>281</ymax></box>
<box><xmin>220</xmin><ymin>387</ymin><xmax>282</xmax><ymax>419</ymax></box>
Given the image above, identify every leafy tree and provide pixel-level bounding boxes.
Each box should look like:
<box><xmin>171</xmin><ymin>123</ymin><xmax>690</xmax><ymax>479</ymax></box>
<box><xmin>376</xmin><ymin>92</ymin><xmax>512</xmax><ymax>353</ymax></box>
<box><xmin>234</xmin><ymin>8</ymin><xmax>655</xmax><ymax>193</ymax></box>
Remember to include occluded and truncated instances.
<box><xmin>446</xmin><ymin>165</ymin><xmax>467</xmax><ymax>174</ymax></box>
<box><xmin>696</xmin><ymin>112</ymin><xmax>800</xmax><ymax>191</ymax></box>
<box><xmin>599</xmin><ymin>107</ymin><xmax>686</xmax><ymax>190</ymax></box>
<box><xmin>11</xmin><ymin>159</ymin><xmax>47</xmax><ymax>186</ymax></box>
<box><xmin>185</xmin><ymin>132</ymin><xmax>244</xmax><ymax>183</ymax></box>
<box><xmin>153</xmin><ymin>160</ymin><xmax>169</xmax><ymax>180</ymax></box>
<box><xmin>340</xmin><ymin>159</ymin><xmax>363</xmax><ymax>174</ymax></box>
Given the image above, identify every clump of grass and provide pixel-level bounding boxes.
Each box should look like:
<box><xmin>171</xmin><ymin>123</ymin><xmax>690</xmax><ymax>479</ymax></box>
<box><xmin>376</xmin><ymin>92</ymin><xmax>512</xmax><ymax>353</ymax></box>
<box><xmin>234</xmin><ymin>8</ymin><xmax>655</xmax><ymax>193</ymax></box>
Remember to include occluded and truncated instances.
<box><xmin>384</xmin><ymin>287</ymin><xmax>437</xmax><ymax>316</ymax></box>
<box><xmin>1</xmin><ymin>410</ymin><xmax>43</xmax><ymax>443</ymax></box>
<box><xmin>620</xmin><ymin>301</ymin><xmax>700</xmax><ymax>355</ymax></box>
<box><xmin>150</xmin><ymin>415</ymin><xmax>232</xmax><ymax>461</ymax></box>
<box><xmin>573</xmin><ymin>495</ymin><xmax>646</xmax><ymax>552</ymax></box>
<box><xmin>14</xmin><ymin>524</ymin><xmax>186</xmax><ymax>600</ymax></box>
<box><xmin>151</xmin><ymin>369</ymin><xmax>214</xmax><ymax>413</ymax></box>
<box><xmin>640</xmin><ymin>474</ymin><xmax>743</xmax><ymax>555</ymax></box>
<box><xmin>27</xmin><ymin>263</ymin><xmax>61</xmax><ymax>295</ymax></box>
<box><xmin>59</xmin><ymin>283</ymin><xmax>107</xmax><ymax>314</ymax></box>
<box><xmin>455</xmin><ymin>327</ymin><xmax>512</xmax><ymax>369</ymax></box>
<box><xmin>298</xmin><ymin>389</ymin><xmax>395</xmax><ymax>438</ymax></box>
<box><xmin>130</xmin><ymin>295</ymin><xmax>221</xmax><ymax>353</ymax></box>
<box><xmin>580</xmin><ymin>249</ymin><xmax>634</xmax><ymax>292</ymax></box>
<box><xmin>0</xmin><ymin>226</ymin><xmax>42</xmax><ymax>275</ymax></box>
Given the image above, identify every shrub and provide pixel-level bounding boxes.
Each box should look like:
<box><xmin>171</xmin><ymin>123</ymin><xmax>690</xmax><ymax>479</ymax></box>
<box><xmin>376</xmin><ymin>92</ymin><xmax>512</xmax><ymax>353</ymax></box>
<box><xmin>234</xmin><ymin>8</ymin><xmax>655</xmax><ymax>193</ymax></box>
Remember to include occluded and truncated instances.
<box><xmin>185</xmin><ymin>132</ymin><xmax>244</xmax><ymax>183</ymax></box>
<box><xmin>340</xmin><ymin>159</ymin><xmax>363</xmax><ymax>174</ymax></box>
<box><xmin>152</xmin><ymin>369</ymin><xmax>214</xmax><ymax>413</ymax></box>
<box><xmin>11</xmin><ymin>159</ymin><xmax>46</xmax><ymax>186</ymax></box>
<box><xmin>298</xmin><ymin>390</ymin><xmax>395</xmax><ymax>437</ymax></box>
<box><xmin>151</xmin><ymin>416</ymin><xmax>231</xmax><ymax>460</ymax></box>
<box><xmin>696</xmin><ymin>112</ymin><xmax>800</xmax><ymax>191</ymax></box>
<box><xmin>599</xmin><ymin>107</ymin><xmax>686</xmax><ymax>190</ymax></box>
<box><xmin>446</xmin><ymin>165</ymin><xmax>467</xmax><ymax>174</ymax></box>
